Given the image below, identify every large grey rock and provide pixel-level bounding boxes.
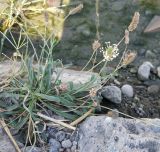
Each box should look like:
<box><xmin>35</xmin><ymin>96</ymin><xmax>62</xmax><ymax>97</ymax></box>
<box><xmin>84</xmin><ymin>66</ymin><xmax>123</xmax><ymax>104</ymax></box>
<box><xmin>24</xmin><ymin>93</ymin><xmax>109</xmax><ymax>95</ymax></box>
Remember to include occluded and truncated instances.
<box><xmin>0</xmin><ymin>127</ymin><xmax>16</xmax><ymax>152</ymax></box>
<box><xmin>0</xmin><ymin>60</ymin><xmax>101</xmax><ymax>88</ymax></box>
<box><xmin>78</xmin><ymin>116</ymin><xmax>160</xmax><ymax>152</ymax></box>
<box><xmin>101</xmin><ymin>86</ymin><xmax>122</xmax><ymax>103</ymax></box>
<box><xmin>121</xmin><ymin>84</ymin><xmax>134</xmax><ymax>97</ymax></box>
<box><xmin>138</xmin><ymin>62</ymin><xmax>154</xmax><ymax>80</ymax></box>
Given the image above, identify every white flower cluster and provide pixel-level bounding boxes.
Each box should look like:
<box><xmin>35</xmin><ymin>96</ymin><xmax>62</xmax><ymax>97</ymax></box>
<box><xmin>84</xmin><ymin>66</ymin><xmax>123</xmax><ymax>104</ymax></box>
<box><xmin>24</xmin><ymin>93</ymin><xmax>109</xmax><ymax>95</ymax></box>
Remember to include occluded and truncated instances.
<box><xmin>101</xmin><ymin>42</ymin><xmax>119</xmax><ymax>61</ymax></box>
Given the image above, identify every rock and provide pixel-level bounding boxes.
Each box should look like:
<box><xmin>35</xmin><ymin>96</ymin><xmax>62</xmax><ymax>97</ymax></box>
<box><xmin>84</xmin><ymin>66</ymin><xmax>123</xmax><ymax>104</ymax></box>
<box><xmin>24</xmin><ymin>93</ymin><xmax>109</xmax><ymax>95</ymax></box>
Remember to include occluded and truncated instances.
<box><xmin>157</xmin><ymin>66</ymin><xmax>160</xmax><ymax>78</ymax></box>
<box><xmin>138</xmin><ymin>62</ymin><xmax>154</xmax><ymax>81</ymax></box>
<box><xmin>55</xmin><ymin>131</ymin><xmax>66</xmax><ymax>142</ymax></box>
<box><xmin>0</xmin><ymin>127</ymin><xmax>16</xmax><ymax>152</ymax></box>
<box><xmin>114</xmin><ymin>79</ymin><xmax>121</xmax><ymax>85</ymax></box>
<box><xmin>144</xmin><ymin>15</ymin><xmax>160</xmax><ymax>33</ymax></box>
<box><xmin>72</xmin><ymin>141</ymin><xmax>77</xmax><ymax>146</ymax></box>
<box><xmin>121</xmin><ymin>84</ymin><xmax>134</xmax><ymax>97</ymax></box>
<box><xmin>22</xmin><ymin>147</ymin><xmax>42</xmax><ymax>152</ymax></box>
<box><xmin>49</xmin><ymin>139</ymin><xmax>61</xmax><ymax>152</ymax></box>
<box><xmin>147</xmin><ymin>85</ymin><xmax>160</xmax><ymax>94</ymax></box>
<box><xmin>0</xmin><ymin>61</ymin><xmax>101</xmax><ymax>88</ymax></box>
<box><xmin>61</xmin><ymin>139</ymin><xmax>72</xmax><ymax>148</ymax></box>
<box><xmin>76</xmin><ymin>24</ymin><xmax>91</xmax><ymax>37</ymax></box>
<box><xmin>134</xmin><ymin>107</ymin><xmax>146</xmax><ymax>117</ymax></box>
<box><xmin>78</xmin><ymin>116</ymin><xmax>160</xmax><ymax>152</ymax></box>
<box><xmin>139</xmin><ymin>48</ymin><xmax>146</xmax><ymax>56</ymax></box>
<box><xmin>111</xmin><ymin>1</ymin><xmax>126</xmax><ymax>11</ymax></box>
<box><xmin>130</xmin><ymin>68</ymin><xmax>137</xmax><ymax>74</ymax></box>
<box><xmin>71</xmin><ymin>145</ymin><xmax>77</xmax><ymax>151</ymax></box>
<box><xmin>145</xmin><ymin>50</ymin><xmax>156</xmax><ymax>59</ymax></box>
<box><xmin>101</xmin><ymin>86</ymin><xmax>122</xmax><ymax>103</ymax></box>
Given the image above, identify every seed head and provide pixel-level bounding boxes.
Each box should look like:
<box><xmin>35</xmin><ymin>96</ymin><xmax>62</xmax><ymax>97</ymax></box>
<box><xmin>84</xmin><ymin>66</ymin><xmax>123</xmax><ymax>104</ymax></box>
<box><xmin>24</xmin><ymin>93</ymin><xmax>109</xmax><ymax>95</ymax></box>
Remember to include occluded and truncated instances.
<box><xmin>92</xmin><ymin>40</ymin><xmax>101</xmax><ymax>51</ymax></box>
<box><xmin>89</xmin><ymin>88</ymin><xmax>98</xmax><ymax>98</ymax></box>
<box><xmin>69</xmin><ymin>4</ymin><xmax>83</xmax><ymax>15</ymax></box>
<box><xmin>122</xmin><ymin>51</ymin><xmax>137</xmax><ymax>66</ymax></box>
<box><xmin>128</xmin><ymin>12</ymin><xmax>140</xmax><ymax>32</ymax></box>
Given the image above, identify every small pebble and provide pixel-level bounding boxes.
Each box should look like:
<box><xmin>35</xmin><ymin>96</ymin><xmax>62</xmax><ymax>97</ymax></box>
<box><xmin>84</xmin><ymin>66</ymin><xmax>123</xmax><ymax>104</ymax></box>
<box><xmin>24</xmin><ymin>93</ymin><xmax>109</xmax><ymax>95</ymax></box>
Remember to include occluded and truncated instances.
<box><xmin>101</xmin><ymin>86</ymin><xmax>122</xmax><ymax>104</ymax></box>
<box><xmin>157</xmin><ymin>66</ymin><xmax>160</xmax><ymax>78</ymax></box>
<box><xmin>72</xmin><ymin>141</ymin><xmax>77</xmax><ymax>146</ymax></box>
<box><xmin>55</xmin><ymin>131</ymin><xmax>66</xmax><ymax>142</ymax></box>
<box><xmin>62</xmin><ymin>139</ymin><xmax>72</xmax><ymax>148</ymax></box>
<box><xmin>121</xmin><ymin>84</ymin><xmax>134</xmax><ymax>98</ymax></box>
<box><xmin>145</xmin><ymin>50</ymin><xmax>156</xmax><ymax>59</ymax></box>
<box><xmin>114</xmin><ymin>79</ymin><xmax>121</xmax><ymax>85</ymax></box>
<box><xmin>147</xmin><ymin>85</ymin><xmax>160</xmax><ymax>94</ymax></box>
<box><xmin>130</xmin><ymin>68</ymin><xmax>137</xmax><ymax>74</ymax></box>
<box><xmin>49</xmin><ymin>139</ymin><xmax>61</xmax><ymax>152</ymax></box>
<box><xmin>135</xmin><ymin>107</ymin><xmax>146</xmax><ymax>117</ymax></box>
<box><xmin>71</xmin><ymin>145</ymin><xmax>77</xmax><ymax>151</ymax></box>
<box><xmin>138</xmin><ymin>62</ymin><xmax>154</xmax><ymax>81</ymax></box>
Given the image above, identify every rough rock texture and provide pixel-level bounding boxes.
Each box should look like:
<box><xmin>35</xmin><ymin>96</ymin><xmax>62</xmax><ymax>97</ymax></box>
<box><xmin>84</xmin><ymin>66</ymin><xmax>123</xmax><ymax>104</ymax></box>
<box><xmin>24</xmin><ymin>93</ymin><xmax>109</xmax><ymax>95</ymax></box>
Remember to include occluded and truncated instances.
<box><xmin>121</xmin><ymin>84</ymin><xmax>134</xmax><ymax>97</ymax></box>
<box><xmin>0</xmin><ymin>126</ymin><xmax>16</xmax><ymax>152</ymax></box>
<box><xmin>0</xmin><ymin>61</ymin><xmax>101</xmax><ymax>87</ymax></box>
<box><xmin>78</xmin><ymin>116</ymin><xmax>160</xmax><ymax>152</ymax></box>
<box><xmin>157</xmin><ymin>66</ymin><xmax>160</xmax><ymax>78</ymax></box>
<box><xmin>138</xmin><ymin>62</ymin><xmax>154</xmax><ymax>81</ymax></box>
<box><xmin>21</xmin><ymin>146</ymin><xmax>43</xmax><ymax>152</ymax></box>
<box><xmin>101</xmin><ymin>86</ymin><xmax>122</xmax><ymax>103</ymax></box>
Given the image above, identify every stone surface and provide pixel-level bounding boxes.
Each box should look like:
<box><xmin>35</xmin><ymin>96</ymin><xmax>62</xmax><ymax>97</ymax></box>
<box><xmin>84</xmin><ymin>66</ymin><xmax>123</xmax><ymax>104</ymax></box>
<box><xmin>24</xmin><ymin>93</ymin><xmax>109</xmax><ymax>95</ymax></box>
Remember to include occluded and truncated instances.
<box><xmin>138</xmin><ymin>62</ymin><xmax>154</xmax><ymax>81</ymax></box>
<box><xmin>78</xmin><ymin>116</ymin><xmax>160</xmax><ymax>152</ymax></box>
<box><xmin>55</xmin><ymin>131</ymin><xmax>66</xmax><ymax>142</ymax></box>
<box><xmin>49</xmin><ymin>138</ymin><xmax>61</xmax><ymax>152</ymax></box>
<box><xmin>144</xmin><ymin>15</ymin><xmax>160</xmax><ymax>33</ymax></box>
<box><xmin>121</xmin><ymin>84</ymin><xmax>134</xmax><ymax>97</ymax></box>
<box><xmin>0</xmin><ymin>126</ymin><xmax>16</xmax><ymax>152</ymax></box>
<box><xmin>22</xmin><ymin>146</ymin><xmax>42</xmax><ymax>152</ymax></box>
<box><xmin>147</xmin><ymin>85</ymin><xmax>160</xmax><ymax>94</ymax></box>
<box><xmin>157</xmin><ymin>66</ymin><xmax>160</xmax><ymax>78</ymax></box>
<box><xmin>145</xmin><ymin>50</ymin><xmax>156</xmax><ymax>59</ymax></box>
<box><xmin>61</xmin><ymin>139</ymin><xmax>72</xmax><ymax>148</ymax></box>
<box><xmin>101</xmin><ymin>86</ymin><xmax>122</xmax><ymax>103</ymax></box>
<box><xmin>52</xmin><ymin>68</ymin><xmax>101</xmax><ymax>87</ymax></box>
<box><xmin>0</xmin><ymin>61</ymin><xmax>101</xmax><ymax>87</ymax></box>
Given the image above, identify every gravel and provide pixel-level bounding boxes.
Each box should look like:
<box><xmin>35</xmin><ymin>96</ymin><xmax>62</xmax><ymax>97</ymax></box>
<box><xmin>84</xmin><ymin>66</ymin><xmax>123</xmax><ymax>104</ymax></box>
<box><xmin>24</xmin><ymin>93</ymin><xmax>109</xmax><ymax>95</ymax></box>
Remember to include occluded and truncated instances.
<box><xmin>61</xmin><ymin>139</ymin><xmax>72</xmax><ymax>148</ymax></box>
<box><xmin>121</xmin><ymin>84</ymin><xmax>134</xmax><ymax>97</ymax></box>
<box><xmin>49</xmin><ymin>139</ymin><xmax>61</xmax><ymax>152</ymax></box>
<box><xmin>55</xmin><ymin>131</ymin><xmax>66</xmax><ymax>142</ymax></box>
<box><xmin>101</xmin><ymin>86</ymin><xmax>122</xmax><ymax>103</ymax></box>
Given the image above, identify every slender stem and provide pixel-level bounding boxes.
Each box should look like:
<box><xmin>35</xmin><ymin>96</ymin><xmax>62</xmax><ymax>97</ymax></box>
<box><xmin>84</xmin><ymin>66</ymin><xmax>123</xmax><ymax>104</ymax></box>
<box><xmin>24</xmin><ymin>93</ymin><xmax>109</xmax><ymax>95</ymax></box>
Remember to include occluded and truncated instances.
<box><xmin>89</xmin><ymin>60</ymin><xmax>104</xmax><ymax>72</ymax></box>
<box><xmin>82</xmin><ymin>50</ymin><xmax>96</xmax><ymax>71</ymax></box>
<box><xmin>95</xmin><ymin>0</ymin><xmax>100</xmax><ymax>40</ymax></box>
<box><xmin>99</xmin><ymin>60</ymin><xmax>108</xmax><ymax>75</ymax></box>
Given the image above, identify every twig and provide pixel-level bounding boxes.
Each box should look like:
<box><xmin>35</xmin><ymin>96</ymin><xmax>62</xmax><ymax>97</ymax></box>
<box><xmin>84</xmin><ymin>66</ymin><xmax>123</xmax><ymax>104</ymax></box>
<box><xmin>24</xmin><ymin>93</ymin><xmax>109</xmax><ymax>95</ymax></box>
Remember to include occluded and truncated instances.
<box><xmin>37</xmin><ymin>112</ymin><xmax>76</xmax><ymax>130</ymax></box>
<box><xmin>70</xmin><ymin>108</ymin><xmax>94</xmax><ymax>126</ymax></box>
<box><xmin>0</xmin><ymin>119</ymin><xmax>21</xmax><ymax>152</ymax></box>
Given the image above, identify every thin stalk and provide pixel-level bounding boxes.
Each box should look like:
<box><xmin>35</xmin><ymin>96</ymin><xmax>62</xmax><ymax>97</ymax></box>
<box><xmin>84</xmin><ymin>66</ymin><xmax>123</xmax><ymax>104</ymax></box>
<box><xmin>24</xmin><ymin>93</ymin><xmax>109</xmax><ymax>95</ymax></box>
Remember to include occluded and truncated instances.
<box><xmin>88</xmin><ymin>60</ymin><xmax>104</xmax><ymax>72</ymax></box>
